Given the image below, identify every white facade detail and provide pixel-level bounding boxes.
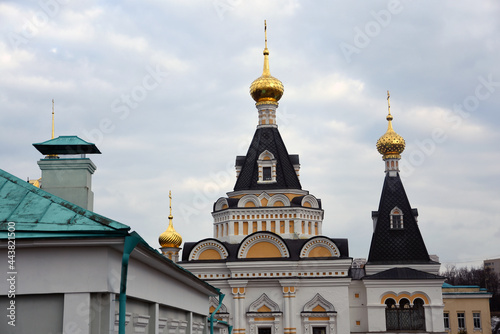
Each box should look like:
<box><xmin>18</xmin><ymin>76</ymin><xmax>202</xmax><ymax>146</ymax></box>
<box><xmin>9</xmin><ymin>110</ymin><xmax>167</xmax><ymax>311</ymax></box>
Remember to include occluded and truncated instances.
<box><xmin>213</xmin><ymin>206</ymin><xmax>324</xmax><ymax>243</ymax></box>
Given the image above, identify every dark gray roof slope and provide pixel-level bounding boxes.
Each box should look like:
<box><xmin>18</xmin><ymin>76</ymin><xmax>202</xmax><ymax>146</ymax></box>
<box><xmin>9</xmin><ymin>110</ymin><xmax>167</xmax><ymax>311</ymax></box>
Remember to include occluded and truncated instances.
<box><xmin>367</xmin><ymin>173</ymin><xmax>432</xmax><ymax>265</ymax></box>
<box><xmin>234</xmin><ymin>127</ymin><xmax>301</xmax><ymax>191</ymax></box>
<box><xmin>363</xmin><ymin>267</ymin><xmax>444</xmax><ymax>280</ymax></box>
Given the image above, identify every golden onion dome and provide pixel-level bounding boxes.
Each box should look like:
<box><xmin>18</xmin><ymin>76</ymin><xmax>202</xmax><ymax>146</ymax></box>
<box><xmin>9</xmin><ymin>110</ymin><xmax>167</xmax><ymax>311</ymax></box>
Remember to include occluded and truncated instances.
<box><xmin>159</xmin><ymin>191</ymin><xmax>182</xmax><ymax>248</ymax></box>
<box><xmin>376</xmin><ymin>91</ymin><xmax>405</xmax><ymax>159</ymax></box>
<box><xmin>250</xmin><ymin>21</ymin><xmax>284</xmax><ymax>104</ymax></box>
<box><xmin>159</xmin><ymin>217</ymin><xmax>182</xmax><ymax>248</ymax></box>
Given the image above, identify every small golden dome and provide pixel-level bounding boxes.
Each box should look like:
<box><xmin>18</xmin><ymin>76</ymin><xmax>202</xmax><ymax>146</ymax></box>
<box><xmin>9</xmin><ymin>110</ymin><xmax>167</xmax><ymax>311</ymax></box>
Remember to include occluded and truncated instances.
<box><xmin>376</xmin><ymin>91</ymin><xmax>405</xmax><ymax>159</ymax></box>
<box><xmin>250</xmin><ymin>21</ymin><xmax>284</xmax><ymax>104</ymax></box>
<box><xmin>159</xmin><ymin>218</ymin><xmax>182</xmax><ymax>248</ymax></box>
<box><xmin>159</xmin><ymin>191</ymin><xmax>182</xmax><ymax>248</ymax></box>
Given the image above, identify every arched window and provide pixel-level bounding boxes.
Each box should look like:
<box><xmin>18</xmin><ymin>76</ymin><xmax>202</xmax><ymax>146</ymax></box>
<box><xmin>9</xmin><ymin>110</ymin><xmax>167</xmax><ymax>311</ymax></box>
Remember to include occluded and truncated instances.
<box><xmin>385</xmin><ymin>298</ymin><xmax>425</xmax><ymax>331</ymax></box>
<box><xmin>390</xmin><ymin>207</ymin><xmax>404</xmax><ymax>229</ymax></box>
<box><xmin>385</xmin><ymin>298</ymin><xmax>398</xmax><ymax>329</ymax></box>
<box><xmin>257</xmin><ymin>151</ymin><xmax>277</xmax><ymax>184</ymax></box>
<box><xmin>413</xmin><ymin>298</ymin><xmax>426</xmax><ymax>330</ymax></box>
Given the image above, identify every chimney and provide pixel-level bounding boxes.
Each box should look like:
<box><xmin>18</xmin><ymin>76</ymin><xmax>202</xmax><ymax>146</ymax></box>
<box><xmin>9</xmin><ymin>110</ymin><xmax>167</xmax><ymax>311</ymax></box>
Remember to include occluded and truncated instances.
<box><xmin>33</xmin><ymin>136</ymin><xmax>101</xmax><ymax>211</ymax></box>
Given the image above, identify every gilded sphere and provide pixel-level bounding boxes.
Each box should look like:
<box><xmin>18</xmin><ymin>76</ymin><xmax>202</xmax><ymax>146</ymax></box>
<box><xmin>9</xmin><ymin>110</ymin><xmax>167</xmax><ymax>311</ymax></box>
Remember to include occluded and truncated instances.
<box><xmin>159</xmin><ymin>226</ymin><xmax>182</xmax><ymax>248</ymax></box>
<box><xmin>376</xmin><ymin>129</ymin><xmax>406</xmax><ymax>158</ymax></box>
<box><xmin>250</xmin><ymin>75</ymin><xmax>284</xmax><ymax>103</ymax></box>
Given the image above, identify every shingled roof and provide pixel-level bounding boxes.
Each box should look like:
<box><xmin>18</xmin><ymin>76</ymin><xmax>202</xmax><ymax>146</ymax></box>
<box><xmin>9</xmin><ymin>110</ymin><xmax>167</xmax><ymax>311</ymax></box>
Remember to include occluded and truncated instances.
<box><xmin>367</xmin><ymin>173</ymin><xmax>432</xmax><ymax>265</ymax></box>
<box><xmin>233</xmin><ymin>127</ymin><xmax>301</xmax><ymax>191</ymax></box>
<box><xmin>0</xmin><ymin>168</ymin><xmax>129</xmax><ymax>238</ymax></box>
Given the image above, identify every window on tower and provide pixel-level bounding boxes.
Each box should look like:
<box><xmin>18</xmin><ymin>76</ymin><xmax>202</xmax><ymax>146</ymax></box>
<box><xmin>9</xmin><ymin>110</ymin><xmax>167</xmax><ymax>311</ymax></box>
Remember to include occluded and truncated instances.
<box><xmin>257</xmin><ymin>150</ymin><xmax>277</xmax><ymax>183</ymax></box>
<box><xmin>263</xmin><ymin>167</ymin><xmax>272</xmax><ymax>180</ymax></box>
<box><xmin>390</xmin><ymin>207</ymin><xmax>404</xmax><ymax>229</ymax></box>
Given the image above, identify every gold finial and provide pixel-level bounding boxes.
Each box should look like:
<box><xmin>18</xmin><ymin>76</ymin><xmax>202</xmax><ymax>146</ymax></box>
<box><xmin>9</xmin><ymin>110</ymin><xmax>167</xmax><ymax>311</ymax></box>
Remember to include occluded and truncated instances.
<box><xmin>387</xmin><ymin>90</ymin><xmax>391</xmax><ymax>115</ymax></box>
<box><xmin>249</xmin><ymin>20</ymin><xmax>284</xmax><ymax>104</ymax></box>
<box><xmin>51</xmin><ymin>99</ymin><xmax>55</xmax><ymax>139</ymax></box>
<box><xmin>159</xmin><ymin>190</ymin><xmax>182</xmax><ymax>248</ymax></box>
<box><xmin>386</xmin><ymin>90</ymin><xmax>393</xmax><ymax>124</ymax></box>
<box><xmin>262</xmin><ymin>20</ymin><xmax>270</xmax><ymax>75</ymax></box>
<box><xmin>168</xmin><ymin>190</ymin><xmax>173</xmax><ymax>220</ymax></box>
<box><xmin>264</xmin><ymin>20</ymin><xmax>268</xmax><ymax>50</ymax></box>
<box><xmin>47</xmin><ymin>99</ymin><xmax>59</xmax><ymax>159</ymax></box>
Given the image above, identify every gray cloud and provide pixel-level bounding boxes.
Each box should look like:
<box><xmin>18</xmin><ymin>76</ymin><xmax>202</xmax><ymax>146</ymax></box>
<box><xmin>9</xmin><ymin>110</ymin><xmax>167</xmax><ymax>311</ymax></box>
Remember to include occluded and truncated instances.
<box><xmin>1</xmin><ymin>0</ymin><xmax>499</xmax><ymax>268</ymax></box>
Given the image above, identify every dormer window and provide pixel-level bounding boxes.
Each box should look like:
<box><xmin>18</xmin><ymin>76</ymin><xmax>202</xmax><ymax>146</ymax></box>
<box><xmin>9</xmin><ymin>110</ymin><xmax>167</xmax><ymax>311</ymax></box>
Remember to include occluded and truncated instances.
<box><xmin>390</xmin><ymin>207</ymin><xmax>404</xmax><ymax>229</ymax></box>
<box><xmin>257</xmin><ymin>150</ymin><xmax>277</xmax><ymax>183</ymax></box>
<box><xmin>263</xmin><ymin>167</ymin><xmax>272</xmax><ymax>181</ymax></box>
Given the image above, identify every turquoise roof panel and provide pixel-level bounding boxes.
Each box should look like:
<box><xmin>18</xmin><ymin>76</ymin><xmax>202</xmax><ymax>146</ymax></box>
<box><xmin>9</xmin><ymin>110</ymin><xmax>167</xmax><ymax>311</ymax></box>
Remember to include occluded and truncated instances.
<box><xmin>0</xmin><ymin>168</ymin><xmax>129</xmax><ymax>237</ymax></box>
<box><xmin>0</xmin><ymin>180</ymin><xmax>28</xmax><ymax>221</ymax></box>
<box><xmin>39</xmin><ymin>203</ymin><xmax>79</xmax><ymax>225</ymax></box>
<box><xmin>33</xmin><ymin>135</ymin><xmax>101</xmax><ymax>155</ymax></box>
<box><xmin>7</xmin><ymin>191</ymin><xmax>52</xmax><ymax>223</ymax></box>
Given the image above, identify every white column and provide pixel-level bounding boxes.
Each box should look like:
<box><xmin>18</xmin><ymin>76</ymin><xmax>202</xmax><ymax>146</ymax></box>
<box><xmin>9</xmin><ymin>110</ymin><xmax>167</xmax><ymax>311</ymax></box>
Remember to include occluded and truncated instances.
<box><xmin>63</xmin><ymin>292</ymin><xmax>91</xmax><ymax>334</ymax></box>
<box><xmin>230</xmin><ymin>282</ymin><xmax>247</xmax><ymax>334</ymax></box>
<box><xmin>280</xmin><ymin>282</ymin><xmax>298</xmax><ymax>334</ymax></box>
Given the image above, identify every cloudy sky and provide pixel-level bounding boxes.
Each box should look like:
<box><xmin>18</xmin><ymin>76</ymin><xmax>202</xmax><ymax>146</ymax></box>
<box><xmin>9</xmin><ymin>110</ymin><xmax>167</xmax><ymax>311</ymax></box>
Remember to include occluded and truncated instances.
<box><xmin>1</xmin><ymin>0</ymin><xmax>499</xmax><ymax>269</ymax></box>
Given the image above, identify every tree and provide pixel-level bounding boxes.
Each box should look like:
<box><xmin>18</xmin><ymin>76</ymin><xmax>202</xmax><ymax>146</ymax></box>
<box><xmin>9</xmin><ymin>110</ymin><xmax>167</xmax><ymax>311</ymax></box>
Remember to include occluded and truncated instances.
<box><xmin>441</xmin><ymin>265</ymin><xmax>500</xmax><ymax>312</ymax></box>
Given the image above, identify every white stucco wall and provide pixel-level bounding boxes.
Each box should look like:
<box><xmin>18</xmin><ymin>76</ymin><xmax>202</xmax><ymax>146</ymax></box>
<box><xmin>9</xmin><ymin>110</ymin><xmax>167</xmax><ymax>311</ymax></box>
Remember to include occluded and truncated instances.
<box><xmin>0</xmin><ymin>239</ymin><xmax>215</xmax><ymax>334</ymax></box>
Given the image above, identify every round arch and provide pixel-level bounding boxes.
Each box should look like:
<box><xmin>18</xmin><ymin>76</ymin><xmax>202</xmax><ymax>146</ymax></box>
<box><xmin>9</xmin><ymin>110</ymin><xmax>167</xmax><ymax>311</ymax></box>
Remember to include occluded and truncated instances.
<box><xmin>189</xmin><ymin>239</ymin><xmax>229</xmax><ymax>261</ymax></box>
<box><xmin>238</xmin><ymin>194</ymin><xmax>261</xmax><ymax>208</ymax></box>
<box><xmin>238</xmin><ymin>232</ymin><xmax>289</xmax><ymax>259</ymax></box>
<box><xmin>300</xmin><ymin>237</ymin><xmax>340</xmax><ymax>258</ymax></box>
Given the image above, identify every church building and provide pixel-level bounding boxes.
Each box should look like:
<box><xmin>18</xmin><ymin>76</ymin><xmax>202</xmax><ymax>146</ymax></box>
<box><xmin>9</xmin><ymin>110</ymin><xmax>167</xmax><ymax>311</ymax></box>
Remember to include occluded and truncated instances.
<box><xmin>177</xmin><ymin>24</ymin><xmax>447</xmax><ymax>334</ymax></box>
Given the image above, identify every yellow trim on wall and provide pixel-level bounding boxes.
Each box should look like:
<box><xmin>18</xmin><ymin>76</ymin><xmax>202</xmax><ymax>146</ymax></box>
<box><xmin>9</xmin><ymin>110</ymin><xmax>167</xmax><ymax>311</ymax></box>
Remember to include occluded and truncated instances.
<box><xmin>307</xmin><ymin>246</ymin><xmax>332</xmax><ymax>258</ymax></box>
<box><xmin>257</xmin><ymin>305</ymin><xmax>272</xmax><ymax>312</ymax></box>
<box><xmin>198</xmin><ymin>249</ymin><xmax>222</xmax><ymax>260</ymax></box>
<box><xmin>246</xmin><ymin>241</ymin><xmax>282</xmax><ymax>258</ymax></box>
<box><xmin>381</xmin><ymin>292</ymin><xmax>429</xmax><ymax>305</ymax></box>
<box><xmin>312</xmin><ymin>305</ymin><xmax>326</xmax><ymax>312</ymax></box>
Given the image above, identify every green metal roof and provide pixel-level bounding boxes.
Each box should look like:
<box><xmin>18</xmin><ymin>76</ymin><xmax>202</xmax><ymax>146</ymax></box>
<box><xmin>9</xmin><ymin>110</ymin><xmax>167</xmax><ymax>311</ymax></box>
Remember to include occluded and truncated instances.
<box><xmin>0</xmin><ymin>168</ymin><xmax>129</xmax><ymax>238</ymax></box>
<box><xmin>0</xmin><ymin>168</ymin><xmax>219</xmax><ymax>295</ymax></box>
<box><xmin>33</xmin><ymin>135</ymin><xmax>101</xmax><ymax>155</ymax></box>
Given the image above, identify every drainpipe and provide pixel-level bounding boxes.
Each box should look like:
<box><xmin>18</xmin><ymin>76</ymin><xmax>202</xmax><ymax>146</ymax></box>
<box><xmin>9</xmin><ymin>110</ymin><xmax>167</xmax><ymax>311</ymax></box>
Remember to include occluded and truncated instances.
<box><xmin>209</xmin><ymin>290</ymin><xmax>232</xmax><ymax>334</ymax></box>
<box><xmin>119</xmin><ymin>234</ymin><xmax>141</xmax><ymax>334</ymax></box>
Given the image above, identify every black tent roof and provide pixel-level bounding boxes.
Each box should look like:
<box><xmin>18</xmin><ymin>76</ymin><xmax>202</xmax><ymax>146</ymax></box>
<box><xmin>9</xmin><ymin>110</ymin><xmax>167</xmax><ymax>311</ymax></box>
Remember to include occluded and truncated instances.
<box><xmin>233</xmin><ymin>127</ymin><xmax>301</xmax><ymax>191</ymax></box>
<box><xmin>367</xmin><ymin>173</ymin><xmax>432</xmax><ymax>265</ymax></box>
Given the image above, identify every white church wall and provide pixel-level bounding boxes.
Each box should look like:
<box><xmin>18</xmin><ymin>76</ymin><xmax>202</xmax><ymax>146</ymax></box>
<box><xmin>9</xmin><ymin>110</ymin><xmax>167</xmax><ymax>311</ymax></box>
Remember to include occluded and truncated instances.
<box><xmin>204</xmin><ymin>276</ymin><xmax>352</xmax><ymax>334</ymax></box>
<box><xmin>348</xmin><ymin>280</ymin><xmax>368</xmax><ymax>332</ymax></box>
